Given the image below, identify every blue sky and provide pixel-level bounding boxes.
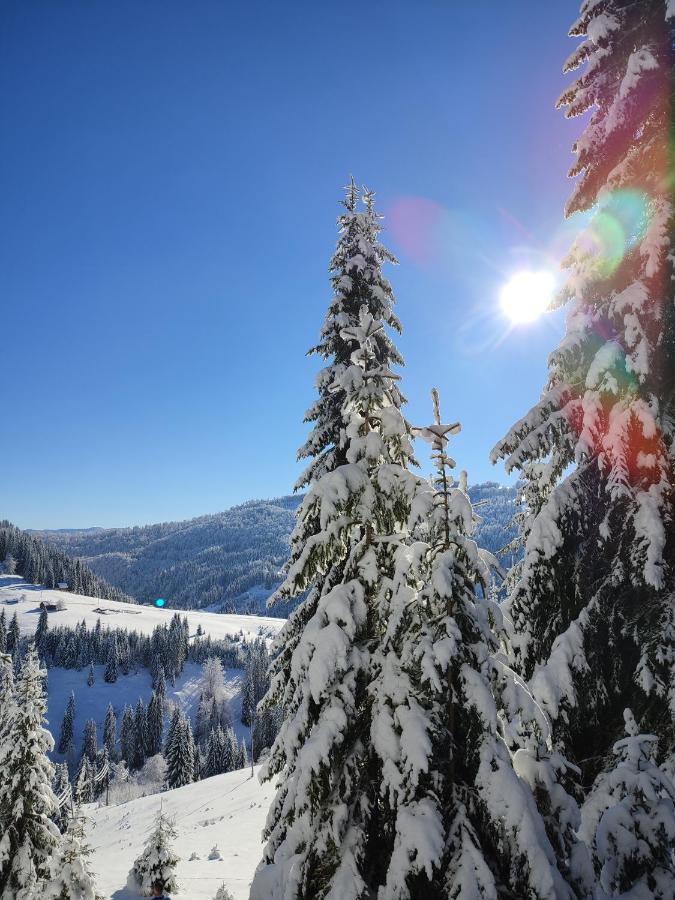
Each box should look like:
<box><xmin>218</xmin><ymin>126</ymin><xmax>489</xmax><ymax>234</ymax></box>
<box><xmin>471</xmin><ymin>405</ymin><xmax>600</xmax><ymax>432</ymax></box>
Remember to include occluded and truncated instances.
<box><xmin>1</xmin><ymin>1</ymin><xmax>581</xmax><ymax>529</ymax></box>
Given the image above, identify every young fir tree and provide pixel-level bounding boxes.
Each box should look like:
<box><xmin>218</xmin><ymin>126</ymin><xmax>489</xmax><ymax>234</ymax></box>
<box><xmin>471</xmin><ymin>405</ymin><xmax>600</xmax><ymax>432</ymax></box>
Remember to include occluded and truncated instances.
<box><xmin>134</xmin><ymin>698</ymin><xmax>149</xmax><ymax>770</ymax></box>
<box><xmin>132</xmin><ymin>812</ymin><xmax>180</xmax><ymax>896</ymax></box>
<box><xmin>73</xmin><ymin>757</ymin><xmax>95</xmax><ymax>805</ymax></box>
<box><xmin>147</xmin><ymin>692</ymin><xmax>163</xmax><ymax>758</ymax></box>
<box><xmin>579</xmin><ymin>708</ymin><xmax>675</xmax><ymax>898</ymax></box>
<box><xmin>103</xmin><ymin>640</ymin><xmax>118</xmax><ymax>684</ymax></box>
<box><xmin>35</xmin><ymin>606</ymin><xmax>49</xmax><ymax>652</ymax></box>
<box><xmin>204</xmin><ymin>726</ymin><xmax>227</xmax><ymax>778</ymax></box>
<box><xmin>82</xmin><ymin>718</ymin><xmax>98</xmax><ymax>763</ymax></box>
<box><xmin>86</xmin><ymin>662</ymin><xmax>95</xmax><ymax>687</ymax></box>
<box><xmin>214</xmin><ymin>885</ymin><xmax>235</xmax><ymax>900</ymax></box>
<box><xmin>52</xmin><ymin>762</ymin><xmax>72</xmax><ymax>833</ymax></box>
<box><xmin>366</xmin><ymin>390</ymin><xmax>588</xmax><ymax>900</ymax></box>
<box><xmin>45</xmin><ymin>813</ymin><xmax>101</xmax><ymax>900</ymax></box>
<box><xmin>0</xmin><ymin>646</ymin><xmax>61</xmax><ymax>897</ymax></box>
<box><xmin>120</xmin><ymin>706</ymin><xmax>136</xmax><ymax>770</ymax></box>
<box><xmin>164</xmin><ymin>710</ymin><xmax>195</xmax><ymax>789</ymax></box>
<box><xmin>491</xmin><ymin>0</ymin><xmax>675</xmax><ymax>780</ymax></box>
<box><xmin>251</xmin><ymin>184</ymin><xmax>428</xmax><ymax>899</ymax></box>
<box><xmin>58</xmin><ymin>692</ymin><xmax>76</xmax><ymax>756</ymax></box>
<box><xmin>103</xmin><ymin>703</ymin><xmax>117</xmax><ymax>761</ymax></box>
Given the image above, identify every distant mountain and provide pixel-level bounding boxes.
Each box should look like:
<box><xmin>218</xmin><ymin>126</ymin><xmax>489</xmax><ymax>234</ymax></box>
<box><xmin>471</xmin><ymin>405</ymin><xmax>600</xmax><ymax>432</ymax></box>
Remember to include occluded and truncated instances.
<box><xmin>35</xmin><ymin>485</ymin><xmax>519</xmax><ymax>614</ymax></box>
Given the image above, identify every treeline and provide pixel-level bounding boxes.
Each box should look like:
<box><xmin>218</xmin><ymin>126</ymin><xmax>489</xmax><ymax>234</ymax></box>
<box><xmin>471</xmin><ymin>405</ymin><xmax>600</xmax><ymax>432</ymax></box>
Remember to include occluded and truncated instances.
<box><xmin>0</xmin><ymin>521</ymin><xmax>133</xmax><ymax>604</ymax></box>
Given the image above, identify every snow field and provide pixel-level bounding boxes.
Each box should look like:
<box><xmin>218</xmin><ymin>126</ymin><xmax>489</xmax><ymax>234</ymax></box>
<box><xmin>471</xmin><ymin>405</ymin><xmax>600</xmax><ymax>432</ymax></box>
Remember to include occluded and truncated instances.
<box><xmin>85</xmin><ymin>767</ymin><xmax>273</xmax><ymax>899</ymax></box>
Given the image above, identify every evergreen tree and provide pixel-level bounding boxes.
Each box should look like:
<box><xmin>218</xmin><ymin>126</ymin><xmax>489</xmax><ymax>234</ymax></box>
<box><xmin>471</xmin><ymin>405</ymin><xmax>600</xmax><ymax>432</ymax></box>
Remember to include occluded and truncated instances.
<box><xmin>164</xmin><ymin>710</ymin><xmax>195</xmax><ymax>789</ymax></box>
<box><xmin>52</xmin><ymin>763</ymin><xmax>72</xmax><ymax>833</ymax></box>
<box><xmin>103</xmin><ymin>640</ymin><xmax>118</xmax><ymax>684</ymax></box>
<box><xmin>132</xmin><ymin>812</ymin><xmax>179</xmax><ymax>896</ymax></box>
<box><xmin>491</xmin><ymin>0</ymin><xmax>675</xmax><ymax>781</ymax></box>
<box><xmin>579</xmin><ymin>709</ymin><xmax>675</xmax><ymax>898</ymax></box>
<box><xmin>0</xmin><ymin>610</ymin><xmax>6</xmax><ymax>654</ymax></box>
<box><xmin>223</xmin><ymin>727</ymin><xmax>239</xmax><ymax>773</ymax></box>
<box><xmin>251</xmin><ymin>184</ymin><xmax>429</xmax><ymax>898</ymax></box>
<box><xmin>82</xmin><ymin>718</ymin><xmax>98</xmax><ymax>763</ymax></box>
<box><xmin>204</xmin><ymin>727</ymin><xmax>226</xmax><ymax>778</ymax></box>
<box><xmin>154</xmin><ymin>663</ymin><xmax>166</xmax><ymax>701</ymax></box>
<box><xmin>73</xmin><ymin>757</ymin><xmax>94</xmax><ymax>805</ymax></box>
<box><xmin>103</xmin><ymin>704</ymin><xmax>117</xmax><ymax>761</ymax></box>
<box><xmin>0</xmin><ymin>646</ymin><xmax>61</xmax><ymax>896</ymax></box>
<box><xmin>35</xmin><ymin>606</ymin><xmax>49</xmax><ymax>651</ymax></box>
<box><xmin>238</xmin><ymin>737</ymin><xmax>248</xmax><ymax>771</ymax></box>
<box><xmin>45</xmin><ymin>813</ymin><xmax>100</xmax><ymax>900</ymax></box>
<box><xmin>214</xmin><ymin>885</ymin><xmax>234</xmax><ymax>900</ymax></box>
<box><xmin>120</xmin><ymin>706</ymin><xmax>136</xmax><ymax>770</ymax></box>
<box><xmin>86</xmin><ymin>662</ymin><xmax>95</xmax><ymax>687</ymax></box>
<box><xmin>364</xmin><ymin>391</ymin><xmax>586</xmax><ymax>899</ymax></box>
<box><xmin>58</xmin><ymin>692</ymin><xmax>76</xmax><ymax>757</ymax></box>
<box><xmin>6</xmin><ymin>613</ymin><xmax>19</xmax><ymax>657</ymax></box>
<box><xmin>147</xmin><ymin>692</ymin><xmax>163</xmax><ymax>758</ymax></box>
<box><xmin>133</xmin><ymin>698</ymin><xmax>149</xmax><ymax>770</ymax></box>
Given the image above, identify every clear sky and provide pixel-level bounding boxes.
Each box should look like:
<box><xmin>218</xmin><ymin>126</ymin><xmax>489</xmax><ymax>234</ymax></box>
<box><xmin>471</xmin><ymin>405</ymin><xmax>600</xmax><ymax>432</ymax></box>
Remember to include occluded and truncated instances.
<box><xmin>1</xmin><ymin>1</ymin><xmax>582</xmax><ymax>529</ymax></box>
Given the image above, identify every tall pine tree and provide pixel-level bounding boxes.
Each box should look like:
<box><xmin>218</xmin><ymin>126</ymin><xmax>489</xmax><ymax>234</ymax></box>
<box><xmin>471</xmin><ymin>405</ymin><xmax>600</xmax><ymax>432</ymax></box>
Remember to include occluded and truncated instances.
<box><xmin>491</xmin><ymin>0</ymin><xmax>675</xmax><ymax>780</ymax></box>
<box><xmin>0</xmin><ymin>646</ymin><xmax>61</xmax><ymax>897</ymax></box>
<box><xmin>252</xmin><ymin>184</ymin><xmax>432</xmax><ymax>899</ymax></box>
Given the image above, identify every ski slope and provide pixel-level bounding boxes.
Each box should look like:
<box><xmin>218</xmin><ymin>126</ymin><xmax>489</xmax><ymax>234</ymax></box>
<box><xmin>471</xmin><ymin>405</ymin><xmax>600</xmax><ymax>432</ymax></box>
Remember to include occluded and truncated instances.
<box><xmin>0</xmin><ymin>575</ymin><xmax>284</xmax><ymax>643</ymax></box>
<box><xmin>85</xmin><ymin>767</ymin><xmax>273</xmax><ymax>899</ymax></box>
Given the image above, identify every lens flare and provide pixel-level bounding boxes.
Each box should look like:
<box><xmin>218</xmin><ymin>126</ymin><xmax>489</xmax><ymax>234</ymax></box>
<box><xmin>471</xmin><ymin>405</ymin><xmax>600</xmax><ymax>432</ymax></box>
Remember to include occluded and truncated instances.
<box><xmin>500</xmin><ymin>270</ymin><xmax>555</xmax><ymax>324</ymax></box>
<box><xmin>154</xmin><ymin>598</ymin><xmax>166</xmax><ymax>608</ymax></box>
<box><xmin>576</xmin><ymin>188</ymin><xmax>651</xmax><ymax>278</ymax></box>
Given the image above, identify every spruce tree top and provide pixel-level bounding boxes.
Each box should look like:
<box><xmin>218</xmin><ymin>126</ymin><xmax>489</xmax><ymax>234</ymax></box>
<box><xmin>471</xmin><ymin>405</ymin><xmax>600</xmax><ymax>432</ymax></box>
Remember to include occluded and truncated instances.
<box><xmin>296</xmin><ymin>179</ymin><xmax>407</xmax><ymax>489</ymax></box>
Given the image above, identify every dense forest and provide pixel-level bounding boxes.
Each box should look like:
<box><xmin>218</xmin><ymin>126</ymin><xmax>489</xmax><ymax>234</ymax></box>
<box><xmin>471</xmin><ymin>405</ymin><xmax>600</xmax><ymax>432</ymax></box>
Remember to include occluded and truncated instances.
<box><xmin>0</xmin><ymin>522</ymin><xmax>132</xmax><ymax>604</ymax></box>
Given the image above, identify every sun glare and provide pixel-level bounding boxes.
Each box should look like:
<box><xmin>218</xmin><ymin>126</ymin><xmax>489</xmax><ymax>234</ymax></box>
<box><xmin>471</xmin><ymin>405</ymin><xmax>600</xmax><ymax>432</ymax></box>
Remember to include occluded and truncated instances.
<box><xmin>500</xmin><ymin>270</ymin><xmax>555</xmax><ymax>324</ymax></box>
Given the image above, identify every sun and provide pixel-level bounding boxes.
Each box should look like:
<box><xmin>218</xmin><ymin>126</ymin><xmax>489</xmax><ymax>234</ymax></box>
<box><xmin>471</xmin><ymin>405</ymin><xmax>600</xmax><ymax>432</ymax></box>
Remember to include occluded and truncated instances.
<box><xmin>500</xmin><ymin>270</ymin><xmax>555</xmax><ymax>324</ymax></box>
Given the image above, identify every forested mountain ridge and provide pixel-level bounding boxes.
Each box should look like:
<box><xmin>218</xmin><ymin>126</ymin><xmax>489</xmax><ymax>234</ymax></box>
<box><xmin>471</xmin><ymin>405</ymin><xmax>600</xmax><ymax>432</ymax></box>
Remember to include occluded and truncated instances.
<box><xmin>33</xmin><ymin>484</ymin><xmax>518</xmax><ymax>613</ymax></box>
<box><xmin>0</xmin><ymin>521</ymin><xmax>133</xmax><ymax>604</ymax></box>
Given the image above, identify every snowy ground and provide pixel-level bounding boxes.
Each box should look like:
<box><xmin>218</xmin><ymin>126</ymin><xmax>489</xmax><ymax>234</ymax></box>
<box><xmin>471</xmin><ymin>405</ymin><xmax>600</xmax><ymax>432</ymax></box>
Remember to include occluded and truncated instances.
<box><xmin>46</xmin><ymin>662</ymin><xmax>248</xmax><ymax>762</ymax></box>
<box><xmin>85</xmin><ymin>767</ymin><xmax>273</xmax><ymax>899</ymax></box>
<box><xmin>0</xmin><ymin>575</ymin><xmax>284</xmax><ymax>643</ymax></box>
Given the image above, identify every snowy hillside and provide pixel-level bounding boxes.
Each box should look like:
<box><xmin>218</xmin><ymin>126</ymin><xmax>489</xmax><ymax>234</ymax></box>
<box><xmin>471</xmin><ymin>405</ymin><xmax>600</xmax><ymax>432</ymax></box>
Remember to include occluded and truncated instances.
<box><xmin>85</xmin><ymin>767</ymin><xmax>272</xmax><ymax>899</ymax></box>
<box><xmin>45</xmin><ymin>662</ymin><xmax>249</xmax><ymax>770</ymax></box>
<box><xmin>0</xmin><ymin>575</ymin><xmax>284</xmax><ymax>643</ymax></box>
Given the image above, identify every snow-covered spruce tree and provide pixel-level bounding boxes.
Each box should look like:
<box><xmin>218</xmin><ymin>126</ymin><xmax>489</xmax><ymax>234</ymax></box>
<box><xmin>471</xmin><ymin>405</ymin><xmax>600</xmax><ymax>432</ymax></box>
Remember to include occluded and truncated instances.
<box><xmin>103</xmin><ymin>703</ymin><xmax>117</xmax><ymax>761</ymax></box>
<box><xmin>295</xmin><ymin>177</ymin><xmax>405</xmax><ymax>490</ymax></box>
<box><xmin>57</xmin><ymin>693</ymin><xmax>76</xmax><ymax>759</ymax></box>
<box><xmin>0</xmin><ymin>646</ymin><xmax>61</xmax><ymax>897</ymax></box>
<box><xmin>147</xmin><ymin>691</ymin><xmax>163</xmax><ymax>757</ymax></box>
<box><xmin>491</xmin><ymin>0</ymin><xmax>675</xmax><ymax>778</ymax></box>
<box><xmin>579</xmin><ymin>708</ymin><xmax>675</xmax><ymax>898</ymax></box>
<box><xmin>214</xmin><ymin>884</ymin><xmax>235</xmax><ymax>900</ymax></box>
<box><xmin>164</xmin><ymin>709</ymin><xmax>195</xmax><ymax>789</ymax></box>
<box><xmin>103</xmin><ymin>640</ymin><xmax>118</xmax><ymax>684</ymax></box>
<box><xmin>52</xmin><ymin>763</ymin><xmax>72</xmax><ymax>833</ymax></box>
<box><xmin>132</xmin><ymin>811</ymin><xmax>179</xmax><ymax>896</ymax></box>
<box><xmin>251</xmin><ymin>185</ymin><xmax>427</xmax><ymax>898</ymax></box>
<box><xmin>45</xmin><ymin>813</ymin><xmax>101</xmax><ymax>900</ymax></box>
<box><xmin>369</xmin><ymin>391</ymin><xmax>590</xmax><ymax>900</ymax></box>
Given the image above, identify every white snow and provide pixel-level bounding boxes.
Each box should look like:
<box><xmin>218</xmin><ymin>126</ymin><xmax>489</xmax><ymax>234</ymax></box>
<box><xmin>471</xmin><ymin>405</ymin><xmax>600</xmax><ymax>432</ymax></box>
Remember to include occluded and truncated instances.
<box><xmin>84</xmin><ymin>767</ymin><xmax>274</xmax><ymax>899</ymax></box>
<box><xmin>0</xmin><ymin>575</ymin><xmax>284</xmax><ymax>643</ymax></box>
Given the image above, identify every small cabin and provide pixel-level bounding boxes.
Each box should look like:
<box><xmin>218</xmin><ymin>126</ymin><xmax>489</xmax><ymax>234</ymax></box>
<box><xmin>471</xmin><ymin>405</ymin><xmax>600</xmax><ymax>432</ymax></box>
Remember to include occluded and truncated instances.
<box><xmin>40</xmin><ymin>599</ymin><xmax>65</xmax><ymax>612</ymax></box>
<box><xmin>56</xmin><ymin>582</ymin><xmax>69</xmax><ymax>590</ymax></box>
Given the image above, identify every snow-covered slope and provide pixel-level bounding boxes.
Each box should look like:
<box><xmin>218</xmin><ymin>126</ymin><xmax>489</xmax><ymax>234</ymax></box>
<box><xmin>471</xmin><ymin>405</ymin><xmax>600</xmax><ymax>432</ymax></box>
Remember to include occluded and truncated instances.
<box><xmin>0</xmin><ymin>575</ymin><xmax>284</xmax><ymax>643</ymax></box>
<box><xmin>46</xmin><ymin>662</ymin><xmax>249</xmax><ymax>766</ymax></box>
<box><xmin>85</xmin><ymin>767</ymin><xmax>272</xmax><ymax>899</ymax></box>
